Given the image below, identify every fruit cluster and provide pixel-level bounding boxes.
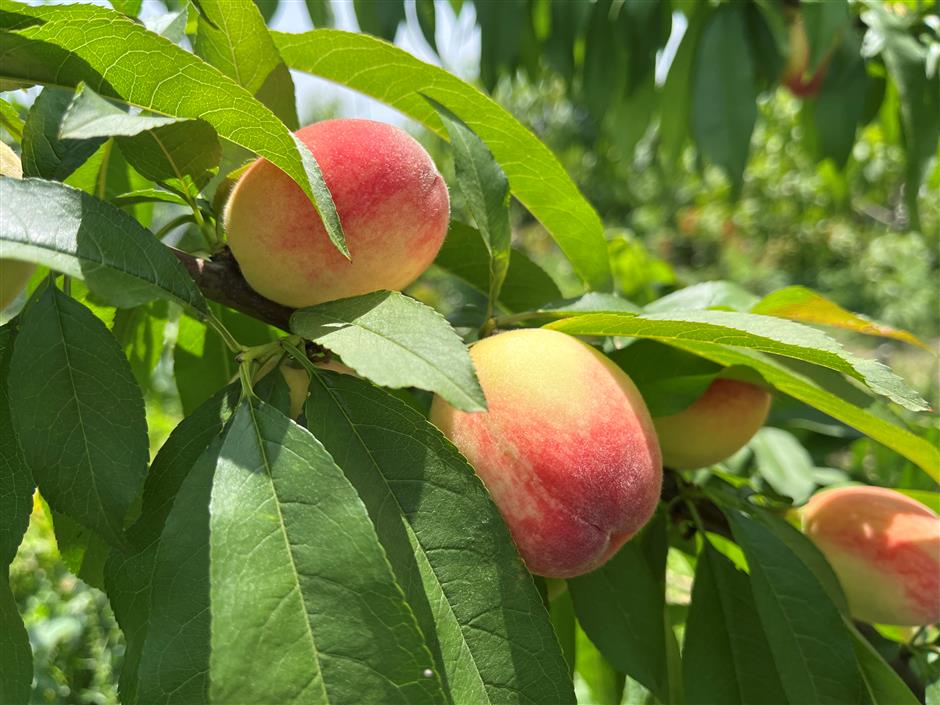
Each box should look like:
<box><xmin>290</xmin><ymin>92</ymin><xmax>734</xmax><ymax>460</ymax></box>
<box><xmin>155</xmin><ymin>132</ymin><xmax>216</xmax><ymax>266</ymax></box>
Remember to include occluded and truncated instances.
<box><xmin>4</xmin><ymin>118</ymin><xmax>935</xmax><ymax>627</ymax></box>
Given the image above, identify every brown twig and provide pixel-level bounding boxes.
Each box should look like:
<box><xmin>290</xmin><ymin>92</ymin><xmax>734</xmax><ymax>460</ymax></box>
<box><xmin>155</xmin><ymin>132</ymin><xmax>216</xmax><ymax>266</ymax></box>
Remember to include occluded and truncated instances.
<box><xmin>171</xmin><ymin>246</ymin><xmax>294</xmax><ymax>332</ymax></box>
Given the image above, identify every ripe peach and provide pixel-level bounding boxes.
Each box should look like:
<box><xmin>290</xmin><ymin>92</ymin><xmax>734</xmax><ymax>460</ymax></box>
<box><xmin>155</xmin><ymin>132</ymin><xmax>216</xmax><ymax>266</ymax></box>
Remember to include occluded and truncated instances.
<box><xmin>652</xmin><ymin>378</ymin><xmax>771</xmax><ymax>470</ymax></box>
<box><xmin>430</xmin><ymin>328</ymin><xmax>662</xmax><ymax>578</ymax></box>
<box><xmin>0</xmin><ymin>140</ymin><xmax>34</xmax><ymax>310</ymax></box>
<box><xmin>780</xmin><ymin>12</ymin><xmax>831</xmax><ymax>99</ymax></box>
<box><xmin>803</xmin><ymin>486</ymin><xmax>940</xmax><ymax>626</ymax></box>
<box><xmin>224</xmin><ymin>119</ymin><xmax>450</xmax><ymax>308</ymax></box>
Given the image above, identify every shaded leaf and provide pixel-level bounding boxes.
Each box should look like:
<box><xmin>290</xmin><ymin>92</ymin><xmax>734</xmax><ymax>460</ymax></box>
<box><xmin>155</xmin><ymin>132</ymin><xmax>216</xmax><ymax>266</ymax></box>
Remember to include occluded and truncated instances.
<box><xmin>749</xmin><ymin>427</ymin><xmax>817</xmax><ymax>504</ymax></box>
<box><xmin>645</xmin><ymin>281</ymin><xmax>759</xmax><ymax>313</ymax></box>
<box><xmin>0</xmin><ymin>322</ymin><xmax>33</xmax><ymax>567</ymax></box>
<box><xmin>850</xmin><ymin>622</ymin><xmax>920</xmax><ymax>705</ymax></box>
<box><xmin>291</xmin><ymin>290</ymin><xmax>485</xmax><ymax>412</ymax></box>
<box><xmin>9</xmin><ymin>285</ymin><xmax>147</xmax><ymax>545</ymax></box>
<box><xmin>683</xmin><ymin>544</ymin><xmax>788</xmax><ymax>705</ymax></box>
<box><xmin>304</xmin><ymin>370</ymin><xmax>576</xmax><ymax>705</ymax></box>
<box><xmin>0</xmin><ymin>178</ymin><xmax>207</xmax><ymax>311</ymax></box>
<box><xmin>209</xmin><ymin>399</ymin><xmax>446</xmax><ymax>704</ymax></box>
<box><xmin>21</xmin><ymin>87</ymin><xmax>104</xmax><ymax>180</ymax></box>
<box><xmin>0</xmin><ymin>576</ymin><xmax>31</xmax><ymax>705</ymax></box>
<box><xmin>727</xmin><ymin>509</ymin><xmax>869</xmax><ymax>705</ymax></box>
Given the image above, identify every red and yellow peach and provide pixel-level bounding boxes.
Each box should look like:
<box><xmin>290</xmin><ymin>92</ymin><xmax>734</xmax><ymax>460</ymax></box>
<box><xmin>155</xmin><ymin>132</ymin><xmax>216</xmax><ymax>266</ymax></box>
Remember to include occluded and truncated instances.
<box><xmin>224</xmin><ymin>119</ymin><xmax>450</xmax><ymax>308</ymax></box>
<box><xmin>430</xmin><ymin>328</ymin><xmax>662</xmax><ymax>578</ymax></box>
<box><xmin>652</xmin><ymin>378</ymin><xmax>771</xmax><ymax>470</ymax></box>
<box><xmin>803</xmin><ymin>486</ymin><xmax>940</xmax><ymax>626</ymax></box>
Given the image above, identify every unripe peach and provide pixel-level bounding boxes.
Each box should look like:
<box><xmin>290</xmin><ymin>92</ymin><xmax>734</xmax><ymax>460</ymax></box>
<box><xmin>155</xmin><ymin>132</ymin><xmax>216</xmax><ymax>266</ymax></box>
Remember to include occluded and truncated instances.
<box><xmin>780</xmin><ymin>13</ymin><xmax>831</xmax><ymax>98</ymax></box>
<box><xmin>430</xmin><ymin>328</ymin><xmax>662</xmax><ymax>578</ymax></box>
<box><xmin>803</xmin><ymin>486</ymin><xmax>940</xmax><ymax>626</ymax></box>
<box><xmin>652</xmin><ymin>378</ymin><xmax>771</xmax><ymax>470</ymax></box>
<box><xmin>224</xmin><ymin>119</ymin><xmax>450</xmax><ymax>308</ymax></box>
<box><xmin>0</xmin><ymin>140</ymin><xmax>34</xmax><ymax>310</ymax></box>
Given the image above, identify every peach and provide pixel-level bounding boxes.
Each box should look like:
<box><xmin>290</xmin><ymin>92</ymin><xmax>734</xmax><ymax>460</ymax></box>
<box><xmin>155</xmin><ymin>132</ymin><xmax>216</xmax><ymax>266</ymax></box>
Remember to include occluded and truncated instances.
<box><xmin>0</xmin><ymin>140</ymin><xmax>34</xmax><ymax>310</ymax></box>
<box><xmin>780</xmin><ymin>12</ymin><xmax>831</xmax><ymax>99</ymax></box>
<box><xmin>430</xmin><ymin>328</ymin><xmax>662</xmax><ymax>578</ymax></box>
<box><xmin>652</xmin><ymin>378</ymin><xmax>771</xmax><ymax>470</ymax></box>
<box><xmin>803</xmin><ymin>486</ymin><xmax>940</xmax><ymax>626</ymax></box>
<box><xmin>224</xmin><ymin>119</ymin><xmax>450</xmax><ymax>308</ymax></box>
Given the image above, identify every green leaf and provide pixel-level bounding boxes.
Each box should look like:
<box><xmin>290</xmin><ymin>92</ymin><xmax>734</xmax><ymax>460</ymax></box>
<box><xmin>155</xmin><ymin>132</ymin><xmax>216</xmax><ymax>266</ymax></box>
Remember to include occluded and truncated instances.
<box><xmin>660</xmin><ymin>2</ymin><xmax>708</xmax><ymax>167</ymax></box>
<box><xmin>726</xmin><ymin>509</ymin><xmax>869</xmax><ymax>705</ymax></box>
<box><xmin>291</xmin><ymin>290</ymin><xmax>485</xmax><ymax>412</ymax></box>
<box><xmin>800</xmin><ymin>1</ymin><xmax>851</xmax><ymax>74</ymax></box>
<box><xmin>864</xmin><ymin>4</ymin><xmax>940</xmax><ymax>230</ymax></box>
<box><xmin>433</xmin><ymin>221</ymin><xmax>561</xmax><ymax>313</ymax></box>
<box><xmin>582</xmin><ymin>0</ymin><xmax>627</xmax><ymax>122</ymax></box>
<box><xmin>136</xmin><ymin>432</ymin><xmax>222</xmax><ymax>705</ymax></box>
<box><xmin>106</xmin><ymin>386</ymin><xmax>238</xmax><ymax>705</ymax></box>
<box><xmin>691</xmin><ymin>4</ymin><xmax>758</xmax><ymax>195</ymax></box>
<box><xmin>0</xmin><ymin>575</ymin><xmax>31</xmax><ymax>705</ymax></box>
<box><xmin>109</xmin><ymin>0</ymin><xmax>142</xmax><ymax>17</ymax></box>
<box><xmin>813</xmin><ymin>31</ymin><xmax>869</xmax><ymax>167</ymax></box>
<box><xmin>609</xmin><ymin>340</ymin><xmax>721</xmax><ymax>417</ymax></box>
<box><xmin>111</xmin><ymin>188</ymin><xmax>189</xmax><ymax>207</ymax></box>
<box><xmin>0</xmin><ymin>0</ymin><xmax>345</xmax><ymax>255</ymax></box>
<box><xmin>549</xmin><ymin>587</ymin><xmax>576</xmax><ymax>677</ymax></box>
<box><xmin>683</xmin><ymin>544</ymin><xmax>788</xmax><ymax>705</ymax></box>
<box><xmin>59</xmin><ymin>83</ymin><xmax>181</xmax><ymax>139</ymax></box>
<box><xmin>415</xmin><ymin>0</ymin><xmax>436</xmax><ymax>52</ymax></box>
<box><xmin>174</xmin><ymin>305</ymin><xmax>275</xmax><ymax>416</ymax></box>
<box><xmin>304</xmin><ymin>370</ymin><xmax>576</xmax><ymax>705</ymax></box>
<box><xmin>751</xmin><ymin>285</ymin><xmax>927</xmax><ymax>349</ymax></box>
<box><xmin>272</xmin><ymin>29</ymin><xmax>612</xmax><ymax>290</ymax></box>
<box><xmin>0</xmin><ymin>96</ymin><xmax>25</xmax><ymax>139</ymax></box>
<box><xmin>353</xmin><ymin>0</ymin><xmax>404</xmax><ymax>41</ymax></box>
<box><xmin>546</xmin><ymin>309</ymin><xmax>928</xmax><ymax>411</ymax></box>
<box><xmin>474</xmin><ymin>0</ymin><xmax>528</xmax><ymax>90</ymax></box>
<box><xmin>304</xmin><ymin>0</ymin><xmax>333</xmax><ymax>27</ymax></box>
<box><xmin>575</xmin><ymin>623</ymin><xmax>625</xmax><ymax>705</ymax></box>
<box><xmin>0</xmin><ymin>323</ymin><xmax>33</xmax><ymax>568</ymax></box>
<box><xmin>645</xmin><ymin>281</ymin><xmax>759</xmax><ymax>313</ymax></box>
<box><xmin>112</xmin><ymin>300</ymin><xmax>168</xmax><ymax>389</ymax></box>
<box><xmin>9</xmin><ymin>285</ymin><xmax>148</xmax><ymax>545</ymax></box>
<box><xmin>194</xmin><ymin>0</ymin><xmax>298</xmax><ymax>130</ymax></box>
<box><xmin>47</xmin><ymin>507</ymin><xmax>109</xmax><ymax>588</ymax></box>
<box><xmin>658</xmin><ymin>341</ymin><xmax>940</xmax><ymax>481</ymax></box>
<box><xmin>568</xmin><ymin>535</ymin><xmax>670</xmax><ymax>702</ymax></box>
<box><xmin>60</xmin><ymin>84</ymin><xmax>222</xmax><ymax>188</ymax></box>
<box><xmin>749</xmin><ymin>427</ymin><xmax>817</xmax><ymax>504</ymax></box>
<box><xmin>850</xmin><ymin>623</ymin><xmax>920</xmax><ymax>705</ymax></box>
<box><xmin>209</xmin><ymin>399</ymin><xmax>446</xmax><ymax>704</ymax></box>
<box><xmin>428</xmin><ymin>98</ymin><xmax>511</xmax><ymax>318</ymax></box>
<box><xmin>21</xmin><ymin>87</ymin><xmax>104</xmax><ymax>180</ymax></box>
<box><xmin>0</xmin><ymin>177</ymin><xmax>207</xmax><ymax>312</ymax></box>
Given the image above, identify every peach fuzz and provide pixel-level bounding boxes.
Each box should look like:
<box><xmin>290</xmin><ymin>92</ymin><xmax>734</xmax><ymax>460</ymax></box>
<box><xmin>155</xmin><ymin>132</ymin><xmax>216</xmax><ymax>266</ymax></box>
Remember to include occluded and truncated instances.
<box><xmin>803</xmin><ymin>486</ymin><xmax>940</xmax><ymax>626</ymax></box>
<box><xmin>430</xmin><ymin>328</ymin><xmax>662</xmax><ymax>578</ymax></box>
<box><xmin>224</xmin><ymin>119</ymin><xmax>449</xmax><ymax>308</ymax></box>
<box><xmin>653</xmin><ymin>378</ymin><xmax>771</xmax><ymax>470</ymax></box>
<box><xmin>0</xmin><ymin>140</ymin><xmax>34</xmax><ymax>310</ymax></box>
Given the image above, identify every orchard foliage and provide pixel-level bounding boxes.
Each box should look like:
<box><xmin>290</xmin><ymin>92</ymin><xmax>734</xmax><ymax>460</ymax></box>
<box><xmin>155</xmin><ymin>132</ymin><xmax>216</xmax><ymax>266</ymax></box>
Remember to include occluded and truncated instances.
<box><xmin>0</xmin><ymin>1</ymin><xmax>938</xmax><ymax>705</ymax></box>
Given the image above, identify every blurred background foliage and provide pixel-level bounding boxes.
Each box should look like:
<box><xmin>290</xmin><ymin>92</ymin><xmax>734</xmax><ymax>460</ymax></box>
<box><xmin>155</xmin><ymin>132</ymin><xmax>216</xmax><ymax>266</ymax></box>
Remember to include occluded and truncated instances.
<box><xmin>3</xmin><ymin>0</ymin><xmax>938</xmax><ymax>702</ymax></box>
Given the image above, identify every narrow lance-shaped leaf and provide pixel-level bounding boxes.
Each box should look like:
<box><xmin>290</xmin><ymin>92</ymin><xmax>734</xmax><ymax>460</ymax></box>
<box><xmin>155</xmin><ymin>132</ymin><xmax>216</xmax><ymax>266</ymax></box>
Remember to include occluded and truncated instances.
<box><xmin>0</xmin><ymin>177</ymin><xmax>207</xmax><ymax>312</ymax></box>
<box><xmin>209</xmin><ymin>399</ymin><xmax>446</xmax><ymax>704</ymax></box>
<box><xmin>752</xmin><ymin>285</ymin><xmax>927</xmax><ymax>349</ymax></box>
<box><xmin>661</xmin><ymin>340</ymin><xmax>940</xmax><ymax>481</ymax></box>
<box><xmin>427</xmin><ymin>98</ymin><xmax>511</xmax><ymax>318</ymax></box>
<box><xmin>726</xmin><ymin>509</ymin><xmax>870</xmax><ymax>705</ymax></box>
<box><xmin>291</xmin><ymin>290</ymin><xmax>486</xmax><ymax>412</ymax></box>
<box><xmin>60</xmin><ymin>84</ymin><xmax>222</xmax><ymax>188</ymax></box>
<box><xmin>107</xmin><ymin>386</ymin><xmax>239</xmax><ymax>705</ymax></box>
<box><xmin>193</xmin><ymin>0</ymin><xmax>298</xmax><ymax>130</ymax></box>
<box><xmin>0</xmin><ymin>322</ymin><xmax>33</xmax><ymax>568</ymax></box>
<box><xmin>547</xmin><ymin>309</ymin><xmax>928</xmax><ymax>411</ymax></box>
<box><xmin>849</xmin><ymin>622</ymin><xmax>920</xmax><ymax>705</ymax></box>
<box><xmin>0</xmin><ymin>0</ymin><xmax>346</xmax><ymax>256</ymax></box>
<box><xmin>21</xmin><ymin>86</ymin><xmax>104</xmax><ymax>180</ymax></box>
<box><xmin>272</xmin><ymin>28</ymin><xmax>612</xmax><ymax>290</ymax></box>
<box><xmin>9</xmin><ymin>285</ymin><xmax>148</xmax><ymax>546</ymax></box>
<box><xmin>568</xmin><ymin>530</ymin><xmax>671</xmax><ymax>702</ymax></box>
<box><xmin>304</xmin><ymin>370</ymin><xmax>576</xmax><ymax>705</ymax></box>
<box><xmin>691</xmin><ymin>4</ymin><xmax>758</xmax><ymax>195</ymax></box>
<box><xmin>0</xmin><ymin>576</ymin><xmax>31</xmax><ymax>705</ymax></box>
<box><xmin>682</xmin><ymin>543</ymin><xmax>789</xmax><ymax>705</ymax></box>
